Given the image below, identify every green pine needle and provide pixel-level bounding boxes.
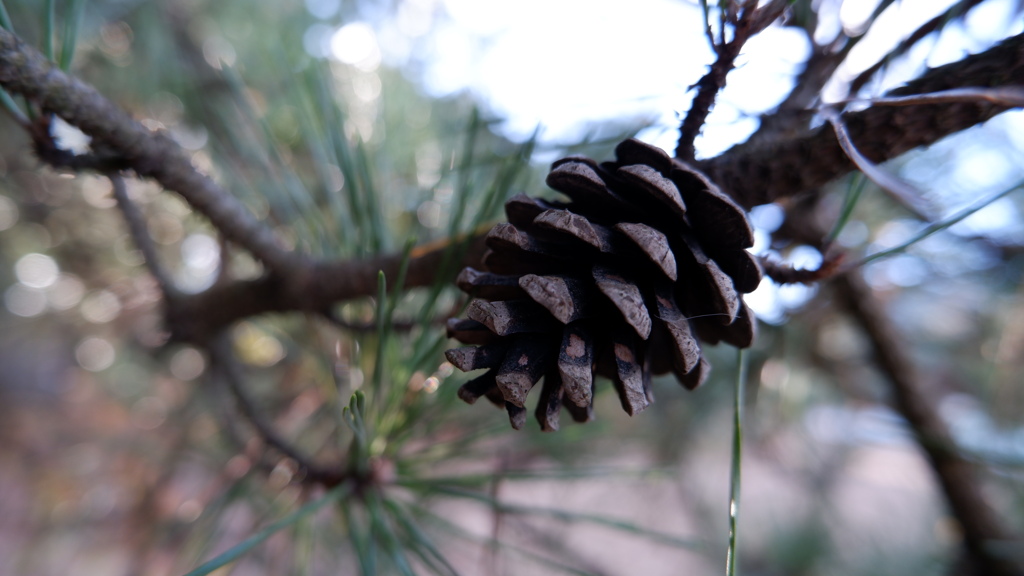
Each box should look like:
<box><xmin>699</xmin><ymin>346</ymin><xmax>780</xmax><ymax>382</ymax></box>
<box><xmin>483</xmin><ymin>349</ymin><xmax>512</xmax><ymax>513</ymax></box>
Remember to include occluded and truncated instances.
<box><xmin>398</xmin><ymin>465</ymin><xmax>669</xmax><ymax>487</ymax></box>
<box><xmin>825</xmin><ymin>172</ymin><xmax>867</xmax><ymax>246</ymax></box>
<box><xmin>0</xmin><ymin>87</ymin><xmax>28</xmax><ymax>126</ymax></box>
<box><xmin>726</xmin><ymin>348</ymin><xmax>749</xmax><ymax>576</ymax></box>
<box><xmin>384</xmin><ymin>499</ymin><xmax>461</xmax><ymax>576</ymax></box>
<box><xmin>857</xmin><ymin>178</ymin><xmax>1024</xmax><ymax>266</ymax></box>
<box><xmin>413</xmin><ymin>504</ymin><xmax>602</xmax><ymax>576</ymax></box>
<box><xmin>0</xmin><ymin>0</ymin><xmax>12</xmax><ymax>32</ymax></box>
<box><xmin>59</xmin><ymin>0</ymin><xmax>87</xmax><ymax>71</ymax></box>
<box><xmin>371</xmin><ymin>270</ymin><xmax>388</xmax><ymax>410</ymax></box>
<box><xmin>425</xmin><ymin>485</ymin><xmax>703</xmax><ymax>551</ymax></box>
<box><xmin>367</xmin><ymin>493</ymin><xmax>417</xmax><ymax>576</ymax></box>
<box><xmin>344</xmin><ymin>500</ymin><xmax>378</xmax><ymax>575</ymax></box>
<box><xmin>183</xmin><ymin>483</ymin><xmax>351</xmax><ymax>576</ymax></box>
<box><xmin>45</xmin><ymin>0</ymin><xmax>55</xmax><ymax>60</ymax></box>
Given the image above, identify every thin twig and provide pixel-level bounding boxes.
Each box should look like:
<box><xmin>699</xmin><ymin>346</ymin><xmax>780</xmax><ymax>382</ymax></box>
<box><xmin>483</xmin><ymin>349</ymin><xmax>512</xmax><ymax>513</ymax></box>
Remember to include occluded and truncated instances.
<box><xmin>109</xmin><ymin>175</ymin><xmax>180</xmax><ymax>297</ymax></box>
<box><xmin>698</xmin><ymin>32</ymin><xmax>1024</xmax><ymax>209</ymax></box>
<box><xmin>760</xmin><ymin>253</ymin><xmax>845</xmax><ymax>285</ymax></box>
<box><xmin>832</xmin><ymin>86</ymin><xmax>1024</xmax><ymax>109</ymax></box>
<box><xmin>741</xmin><ymin>0</ymin><xmax>904</xmax><ymax>148</ymax></box>
<box><xmin>844</xmin><ymin>178</ymin><xmax>1024</xmax><ymax>270</ymax></box>
<box><xmin>207</xmin><ymin>334</ymin><xmax>348</xmax><ymax>487</ymax></box>
<box><xmin>0</xmin><ymin>27</ymin><xmax>300</xmax><ymax>275</ymax></box>
<box><xmin>322</xmin><ymin>309</ymin><xmax>447</xmax><ymax>334</ymax></box>
<box><xmin>834</xmin><ymin>274</ymin><xmax>1023</xmax><ymax>576</ymax></box>
<box><xmin>676</xmin><ymin>0</ymin><xmax>789</xmax><ymax>161</ymax></box>
<box><xmin>847</xmin><ymin>0</ymin><xmax>987</xmax><ymax>96</ymax></box>
<box><xmin>822</xmin><ymin>106</ymin><xmax>937</xmax><ymax>220</ymax></box>
<box><xmin>699</xmin><ymin>0</ymin><xmax>717</xmax><ymax>54</ymax></box>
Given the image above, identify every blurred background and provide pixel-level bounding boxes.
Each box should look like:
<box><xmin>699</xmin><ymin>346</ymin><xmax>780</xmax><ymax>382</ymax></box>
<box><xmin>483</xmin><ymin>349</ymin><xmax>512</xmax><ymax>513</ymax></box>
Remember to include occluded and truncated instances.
<box><xmin>0</xmin><ymin>0</ymin><xmax>1023</xmax><ymax>574</ymax></box>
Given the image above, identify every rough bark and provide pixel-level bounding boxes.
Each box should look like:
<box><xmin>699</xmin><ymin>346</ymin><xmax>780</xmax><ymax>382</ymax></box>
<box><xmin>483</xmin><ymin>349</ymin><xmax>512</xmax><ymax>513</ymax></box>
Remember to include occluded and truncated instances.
<box><xmin>698</xmin><ymin>33</ymin><xmax>1024</xmax><ymax>209</ymax></box>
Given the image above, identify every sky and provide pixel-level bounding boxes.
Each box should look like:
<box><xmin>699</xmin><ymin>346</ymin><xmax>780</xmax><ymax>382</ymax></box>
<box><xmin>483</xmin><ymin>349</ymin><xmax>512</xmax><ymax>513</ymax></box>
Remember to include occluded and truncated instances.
<box><xmin>339</xmin><ymin>0</ymin><xmax>1023</xmax><ymax>155</ymax></box>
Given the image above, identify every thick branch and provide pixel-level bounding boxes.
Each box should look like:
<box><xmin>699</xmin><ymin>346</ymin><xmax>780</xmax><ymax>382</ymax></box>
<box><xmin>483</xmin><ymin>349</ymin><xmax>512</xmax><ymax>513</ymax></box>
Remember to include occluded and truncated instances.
<box><xmin>834</xmin><ymin>274</ymin><xmax>1022</xmax><ymax>576</ymax></box>
<box><xmin>167</xmin><ymin>233</ymin><xmax>488</xmax><ymax>343</ymax></box>
<box><xmin>699</xmin><ymin>32</ymin><xmax>1024</xmax><ymax>209</ymax></box>
<box><xmin>0</xmin><ymin>27</ymin><xmax>299</xmax><ymax>274</ymax></box>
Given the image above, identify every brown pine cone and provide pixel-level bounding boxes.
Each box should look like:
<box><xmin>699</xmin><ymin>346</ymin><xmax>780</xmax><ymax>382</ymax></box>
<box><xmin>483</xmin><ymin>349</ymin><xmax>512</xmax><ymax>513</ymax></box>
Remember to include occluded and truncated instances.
<box><xmin>445</xmin><ymin>138</ymin><xmax>762</xmax><ymax>431</ymax></box>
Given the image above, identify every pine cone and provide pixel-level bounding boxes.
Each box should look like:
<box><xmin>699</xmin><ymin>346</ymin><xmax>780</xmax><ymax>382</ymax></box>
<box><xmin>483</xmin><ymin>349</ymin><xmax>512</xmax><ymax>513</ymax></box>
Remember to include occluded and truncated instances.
<box><xmin>445</xmin><ymin>139</ymin><xmax>762</xmax><ymax>431</ymax></box>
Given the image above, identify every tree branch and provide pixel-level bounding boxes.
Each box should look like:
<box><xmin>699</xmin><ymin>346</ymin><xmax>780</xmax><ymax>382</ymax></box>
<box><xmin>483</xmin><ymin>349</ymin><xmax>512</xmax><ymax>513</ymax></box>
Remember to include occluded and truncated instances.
<box><xmin>166</xmin><ymin>232</ymin><xmax>489</xmax><ymax>343</ymax></box>
<box><xmin>207</xmin><ymin>334</ymin><xmax>348</xmax><ymax>487</ymax></box>
<box><xmin>0</xmin><ymin>27</ymin><xmax>300</xmax><ymax>275</ymax></box>
<box><xmin>847</xmin><ymin>0</ymin><xmax>987</xmax><ymax>96</ymax></box>
<box><xmin>110</xmin><ymin>175</ymin><xmax>180</xmax><ymax>297</ymax></box>
<box><xmin>822</xmin><ymin>106</ymin><xmax>936</xmax><ymax>219</ymax></box>
<box><xmin>675</xmin><ymin>0</ymin><xmax>789</xmax><ymax>161</ymax></box>
<box><xmin>834</xmin><ymin>274</ymin><xmax>1023</xmax><ymax>576</ymax></box>
<box><xmin>698</xmin><ymin>32</ymin><xmax>1024</xmax><ymax>209</ymax></box>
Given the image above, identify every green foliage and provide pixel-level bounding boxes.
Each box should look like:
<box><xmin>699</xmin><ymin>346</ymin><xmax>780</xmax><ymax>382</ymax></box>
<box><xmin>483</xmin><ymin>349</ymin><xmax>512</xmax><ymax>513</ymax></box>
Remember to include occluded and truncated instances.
<box><xmin>183</xmin><ymin>484</ymin><xmax>352</xmax><ymax>576</ymax></box>
<box><xmin>0</xmin><ymin>1</ymin><xmax>12</xmax><ymax>32</ymax></box>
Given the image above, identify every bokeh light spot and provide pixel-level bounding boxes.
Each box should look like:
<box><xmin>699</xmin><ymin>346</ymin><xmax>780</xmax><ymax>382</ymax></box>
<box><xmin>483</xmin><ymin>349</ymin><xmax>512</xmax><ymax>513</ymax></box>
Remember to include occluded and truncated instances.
<box><xmin>80</xmin><ymin>290</ymin><xmax>122</xmax><ymax>324</ymax></box>
<box><xmin>15</xmin><ymin>253</ymin><xmax>60</xmax><ymax>288</ymax></box>
<box><xmin>0</xmin><ymin>195</ymin><xmax>18</xmax><ymax>231</ymax></box>
<box><xmin>169</xmin><ymin>347</ymin><xmax>206</xmax><ymax>381</ymax></box>
<box><xmin>331</xmin><ymin>22</ymin><xmax>381</xmax><ymax>71</ymax></box>
<box><xmin>4</xmin><ymin>284</ymin><xmax>47</xmax><ymax>317</ymax></box>
<box><xmin>46</xmin><ymin>274</ymin><xmax>86</xmax><ymax>310</ymax></box>
<box><xmin>76</xmin><ymin>337</ymin><xmax>116</xmax><ymax>372</ymax></box>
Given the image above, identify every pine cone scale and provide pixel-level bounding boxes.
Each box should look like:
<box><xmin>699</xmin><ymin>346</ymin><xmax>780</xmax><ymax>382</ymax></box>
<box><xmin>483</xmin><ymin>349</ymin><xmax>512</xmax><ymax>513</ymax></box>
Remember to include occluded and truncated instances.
<box><xmin>456</xmin><ymin>268</ymin><xmax>527</xmax><ymax>300</ymax></box>
<box><xmin>558</xmin><ymin>323</ymin><xmax>595</xmax><ymax>407</ymax></box>
<box><xmin>593</xmin><ymin>266</ymin><xmax>653</xmax><ymax>340</ymax></box>
<box><xmin>671</xmin><ymin>165</ymin><xmax>754</xmax><ymax>249</ymax></box>
<box><xmin>534</xmin><ymin>209</ymin><xmax>612</xmax><ymax>252</ymax></box>
<box><xmin>535</xmin><ymin>372</ymin><xmax>565</xmax><ymax>432</ymax></box>
<box><xmin>616</xmin><ymin>164</ymin><xmax>688</xmax><ymax>222</ymax></box>
<box><xmin>680</xmin><ymin>357</ymin><xmax>711</xmax><ymax>390</ymax></box>
<box><xmin>505</xmin><ymin>402</ymin><xmax>528</xmax><ymax>430</ymax></box>
<box><xmin>705</xmin><ymin>248</ymin><xmax>763</xmax><ymax>294</ymax></box>
<box><xmin>547</xmin><ymin>162</ymin><xmax>644</xmax><ymax>221</ymax></box>
<box><xmin>653</xmin><ymin>284</ymin><xmax>702</xmax><ymax>376</ymax></box>
<box><xmin>519</xmin><ymin>274</ymin><xmax>592</xmax><ymax>324</ymax></box>
<box><xmin>457</xmin><ymin>369</ymin><xmax>504</xmax><ymax>406</ymax></box>
<box><xmin>505</xmin><ymin>193</ymin><xmax>562</xmax><ymax>228</ymax></box>
<box><xmin>614</xmin><ymin>222</ymin><xmax>677</xmax><ymax>281</ymax></box>
<box><xmin>466</xmin><ymin>300</ymin><xmax>555</xmax><ymax>336</ymax></box>
<box><xmin>445</xmin><ymin>343</ymin><xmax>506</xmax><ymax>372</ymax></box>
<box><xmin>610</xmin><ymin>335</ymin><xmax>649</xmax><ymax>416</ymax></box>
<box><xmin>614</xmin><ymin>138</ymin><xmax>673</xmax><ymax>174</ymax></box>
<box><xmin>495</xmin><ymin>336</ymin><xmax>553</xmax><ymax>407</ymax></box>
<box><xmin>446</xmin><ymin>318</ymin><xmax>499</xmax><ymax>345</ymax></box>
